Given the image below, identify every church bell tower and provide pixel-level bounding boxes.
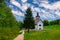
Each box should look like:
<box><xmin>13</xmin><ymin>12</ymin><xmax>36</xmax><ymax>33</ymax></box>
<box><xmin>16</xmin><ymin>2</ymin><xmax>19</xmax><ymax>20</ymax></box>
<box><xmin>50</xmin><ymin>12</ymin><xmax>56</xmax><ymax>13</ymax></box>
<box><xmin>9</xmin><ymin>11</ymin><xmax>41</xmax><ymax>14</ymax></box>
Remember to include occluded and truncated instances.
<box><xmin>35</xmin><ymin>13</ymin><xmax>40</xmax><ymax>24</ymax></box>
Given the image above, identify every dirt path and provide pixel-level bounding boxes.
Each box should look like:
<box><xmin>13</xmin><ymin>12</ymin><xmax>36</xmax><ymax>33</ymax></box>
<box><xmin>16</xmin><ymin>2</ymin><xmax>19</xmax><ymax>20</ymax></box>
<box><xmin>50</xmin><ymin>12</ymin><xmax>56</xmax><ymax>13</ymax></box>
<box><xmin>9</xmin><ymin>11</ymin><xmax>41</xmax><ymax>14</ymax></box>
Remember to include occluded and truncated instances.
<box><xmin>14</xmin><ymin>30</ymin><xmax>24</xmax><ymax>40</ymax></box>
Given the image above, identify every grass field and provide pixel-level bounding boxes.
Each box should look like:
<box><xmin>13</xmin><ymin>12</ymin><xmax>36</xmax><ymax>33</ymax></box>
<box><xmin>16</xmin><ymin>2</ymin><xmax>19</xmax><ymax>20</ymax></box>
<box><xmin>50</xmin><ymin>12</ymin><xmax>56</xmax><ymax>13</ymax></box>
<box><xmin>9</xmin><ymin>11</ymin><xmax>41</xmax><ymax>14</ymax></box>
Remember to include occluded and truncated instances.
<box><xmin>24</xmin><ymin>25</ymin><xmax>60</xmax><ymax>40</ymax></box>
<box><xmin>0</xmin><ymin>26</ymin><xmax>20</xmax><ymax>40</ymax></box>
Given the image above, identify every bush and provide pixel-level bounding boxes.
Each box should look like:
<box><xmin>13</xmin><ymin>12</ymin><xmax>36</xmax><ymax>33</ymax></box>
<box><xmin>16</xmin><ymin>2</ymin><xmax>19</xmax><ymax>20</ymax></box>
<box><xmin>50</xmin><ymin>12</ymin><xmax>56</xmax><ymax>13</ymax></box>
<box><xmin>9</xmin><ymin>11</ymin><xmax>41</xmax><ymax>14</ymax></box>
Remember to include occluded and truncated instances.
<box><xmin>43</xmin><ymin>20</ymin><xmax>50</xmax><ymax>26</ymax></box>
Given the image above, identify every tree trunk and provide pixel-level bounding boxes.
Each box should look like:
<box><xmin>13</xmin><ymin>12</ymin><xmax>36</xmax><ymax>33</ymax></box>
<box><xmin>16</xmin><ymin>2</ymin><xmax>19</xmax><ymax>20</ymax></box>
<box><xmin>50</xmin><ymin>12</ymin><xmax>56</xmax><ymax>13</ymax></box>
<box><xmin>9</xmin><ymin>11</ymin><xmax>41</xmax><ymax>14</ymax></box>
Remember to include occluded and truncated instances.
<box><xmin>28</xmin><ymin>28</ymin><xmax>29</xmax><ymax>33</ymax></box>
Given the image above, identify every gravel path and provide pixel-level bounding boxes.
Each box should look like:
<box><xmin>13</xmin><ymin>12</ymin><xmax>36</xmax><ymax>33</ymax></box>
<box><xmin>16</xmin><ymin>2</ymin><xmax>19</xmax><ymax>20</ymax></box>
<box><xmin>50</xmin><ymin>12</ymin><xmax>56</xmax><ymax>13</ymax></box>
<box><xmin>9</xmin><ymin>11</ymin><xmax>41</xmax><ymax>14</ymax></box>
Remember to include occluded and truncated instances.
<box><xmin>14</xmin><ymin>30</ymin><xmax>24</xmax><ymax>40</ymax></box>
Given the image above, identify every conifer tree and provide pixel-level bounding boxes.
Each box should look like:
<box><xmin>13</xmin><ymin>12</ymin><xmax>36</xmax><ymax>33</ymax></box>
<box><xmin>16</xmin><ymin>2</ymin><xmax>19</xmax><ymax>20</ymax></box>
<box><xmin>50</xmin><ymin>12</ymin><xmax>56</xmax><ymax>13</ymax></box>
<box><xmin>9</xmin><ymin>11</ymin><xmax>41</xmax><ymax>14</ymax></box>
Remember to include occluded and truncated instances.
<box><xmin>24</xmin><ymin>8</ymin><xmax>35</xmax><ymax>33</ymax></box>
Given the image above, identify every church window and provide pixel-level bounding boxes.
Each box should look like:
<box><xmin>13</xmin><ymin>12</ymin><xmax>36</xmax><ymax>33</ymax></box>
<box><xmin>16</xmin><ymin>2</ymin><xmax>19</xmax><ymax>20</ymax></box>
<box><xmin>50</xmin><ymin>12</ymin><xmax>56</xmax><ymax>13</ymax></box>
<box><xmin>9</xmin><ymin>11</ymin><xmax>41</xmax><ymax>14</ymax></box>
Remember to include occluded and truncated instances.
<box><xmin>39</xmin><ymin>24</ymin><xmax>41</xmax><ymax>26</ymax></box>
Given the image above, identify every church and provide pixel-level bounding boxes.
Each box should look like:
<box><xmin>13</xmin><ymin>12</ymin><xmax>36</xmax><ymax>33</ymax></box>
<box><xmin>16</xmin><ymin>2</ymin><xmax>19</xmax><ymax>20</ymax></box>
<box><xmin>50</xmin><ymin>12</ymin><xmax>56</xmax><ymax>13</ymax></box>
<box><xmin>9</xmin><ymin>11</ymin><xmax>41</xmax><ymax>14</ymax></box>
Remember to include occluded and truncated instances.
<box><xmin>35</xmin><ymin>13</ymin><xmax>43</xmax><ymax>30</ymax></box>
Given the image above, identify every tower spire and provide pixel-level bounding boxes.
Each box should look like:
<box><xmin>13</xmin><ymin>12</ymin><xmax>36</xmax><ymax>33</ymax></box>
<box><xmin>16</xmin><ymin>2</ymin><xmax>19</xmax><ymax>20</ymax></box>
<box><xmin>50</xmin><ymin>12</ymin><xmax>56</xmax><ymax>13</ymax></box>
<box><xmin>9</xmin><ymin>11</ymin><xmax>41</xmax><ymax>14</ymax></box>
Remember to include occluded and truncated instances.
<box><xmin>35</xmin><ymin>13</ymin><xmax>40</xmax><ymax>24</ymax></box>
<box><xmin>36</xmin><ymin>12</ymin><xmax>40</xmax><ymax>17</ymax></box>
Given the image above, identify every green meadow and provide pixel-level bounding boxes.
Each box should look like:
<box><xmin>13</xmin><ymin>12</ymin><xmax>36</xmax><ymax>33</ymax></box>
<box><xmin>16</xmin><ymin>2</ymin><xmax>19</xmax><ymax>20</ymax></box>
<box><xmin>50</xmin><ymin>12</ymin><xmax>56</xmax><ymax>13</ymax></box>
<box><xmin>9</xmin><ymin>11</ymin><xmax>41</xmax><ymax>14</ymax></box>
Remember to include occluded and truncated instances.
<box><xmin>0</xmin><ymin>26</ymin><xmax>20</xmax><ymax>40</ymax></box>
<box><xmin>24</xmin><ymin>25</ymin><xmax>60</xmax><ymax>40</ymax></box>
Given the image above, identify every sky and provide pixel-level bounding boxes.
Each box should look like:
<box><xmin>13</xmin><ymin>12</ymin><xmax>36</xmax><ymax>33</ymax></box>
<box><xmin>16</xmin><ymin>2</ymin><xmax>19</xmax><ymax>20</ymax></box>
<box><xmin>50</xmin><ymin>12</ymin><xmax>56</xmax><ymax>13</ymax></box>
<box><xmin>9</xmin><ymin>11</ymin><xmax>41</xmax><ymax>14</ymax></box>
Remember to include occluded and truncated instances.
<box><xmin>5</xmin><ymin>0</ymin><xmax>60</xmax><ymax>21</ymax></box>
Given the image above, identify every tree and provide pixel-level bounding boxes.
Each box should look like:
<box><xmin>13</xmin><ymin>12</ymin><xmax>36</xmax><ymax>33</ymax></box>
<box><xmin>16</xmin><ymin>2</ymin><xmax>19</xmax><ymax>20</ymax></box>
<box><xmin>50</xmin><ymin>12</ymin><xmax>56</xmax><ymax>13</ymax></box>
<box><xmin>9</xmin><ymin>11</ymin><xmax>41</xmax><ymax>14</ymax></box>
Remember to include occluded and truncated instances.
<box><xmin>0</xmin><ymin>0</ymin><xmax>18</xmax><ymax>27</ymax></box>
<box><xmin>24</xmin><ymin>8</ymin><xmax>35</xmax><ymax>33</ymax></box>
<box><xmin>43</xmin><ymin>20</ymin><xmax>49</xmax><ymax>26</ymax></box>
<box><xmin>47</xmin><ymin>19</ymin><xmax>60</xmax><ymax>25</ymax></box>
<box><xmin>56</xmin><ymin>19</ymin><xmax>60</xmax><ymax>25</ymax></box>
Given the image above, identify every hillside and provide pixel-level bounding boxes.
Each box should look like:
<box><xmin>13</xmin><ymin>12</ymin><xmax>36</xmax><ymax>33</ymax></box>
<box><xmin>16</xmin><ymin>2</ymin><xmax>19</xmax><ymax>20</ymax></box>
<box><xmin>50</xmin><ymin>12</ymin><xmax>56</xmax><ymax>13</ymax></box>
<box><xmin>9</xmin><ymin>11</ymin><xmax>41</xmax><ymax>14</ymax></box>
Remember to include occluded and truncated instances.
<box><xmin>0</xmin><ymin>0</ymin><xmax>20</xmax><ymax>40</ymax></box>
<box><xmin>0</xmin><ymin>0</ymin><xmax>17</xmax><ymax>27</ymax></box>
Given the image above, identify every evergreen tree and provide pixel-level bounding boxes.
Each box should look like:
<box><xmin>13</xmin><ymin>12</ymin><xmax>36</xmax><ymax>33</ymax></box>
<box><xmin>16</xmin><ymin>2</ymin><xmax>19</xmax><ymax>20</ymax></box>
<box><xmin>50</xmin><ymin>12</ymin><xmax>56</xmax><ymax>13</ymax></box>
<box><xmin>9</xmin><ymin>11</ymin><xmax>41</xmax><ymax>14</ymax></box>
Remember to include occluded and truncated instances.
<box><xmin>24</xmin><ymin>8</ymin><xmax>35</xmax><ymax>33</ymax></box>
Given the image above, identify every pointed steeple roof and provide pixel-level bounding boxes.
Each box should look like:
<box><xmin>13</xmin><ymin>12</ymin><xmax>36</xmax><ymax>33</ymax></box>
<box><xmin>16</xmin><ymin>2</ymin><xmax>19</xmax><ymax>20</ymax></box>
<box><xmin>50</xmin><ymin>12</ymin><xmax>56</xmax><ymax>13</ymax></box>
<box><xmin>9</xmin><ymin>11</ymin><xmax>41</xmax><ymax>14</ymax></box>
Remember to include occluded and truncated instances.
<box><xmin>36</xmin><ymin>13</ymin><xmax>40</xmax><ymax>17</ymax></box>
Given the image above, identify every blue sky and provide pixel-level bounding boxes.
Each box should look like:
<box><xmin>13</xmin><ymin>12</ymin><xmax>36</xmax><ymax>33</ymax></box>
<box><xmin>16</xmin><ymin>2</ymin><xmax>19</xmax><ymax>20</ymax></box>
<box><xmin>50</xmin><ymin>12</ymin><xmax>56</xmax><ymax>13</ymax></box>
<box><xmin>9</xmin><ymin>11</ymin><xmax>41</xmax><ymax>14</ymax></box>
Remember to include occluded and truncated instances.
<box><xmin>5</xmin><ymin>0</ymin><xmax>60</xmax><ymax>21</ymax></box>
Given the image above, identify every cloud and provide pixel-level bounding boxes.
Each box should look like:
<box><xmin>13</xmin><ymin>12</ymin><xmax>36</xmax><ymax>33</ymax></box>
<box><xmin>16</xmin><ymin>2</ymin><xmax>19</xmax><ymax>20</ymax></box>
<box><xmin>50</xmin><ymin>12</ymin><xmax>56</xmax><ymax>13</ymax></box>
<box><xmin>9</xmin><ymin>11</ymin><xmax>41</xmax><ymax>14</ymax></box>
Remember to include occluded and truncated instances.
<box><xmin>39</xmin><ymin>0</ymin><xmax>60</xmax><ymax>20</ymax></box>
<box><xmin>55</xmin><ymin>10</ymin><xmax>60</xmax><ymax>16</ymax></box>
<box><xmin>31</xmin><ymin>7</ymin><xmax>40</xmax><ymax>12</ymax></box>
<box><xmin>21</xmin><ymin>0</ymin><xmax>27</xmax><ymax>3</ymax></box>
<box><xmin>10</xmin><ymin>0</ymin><xmax>31</xmax><ymax>12</ymax></box>
<box><xmin>11</xmin><ymin>10</ymin><xmax>24</xmax><ymax>16</ymax></box>
<box><xmin>33</xmin><ymin>0</ymin><xmax>48</xmax><ymax>4</ymax></box>
<box><xmin>22</xmin><ymin>3</ymin><xmax>31</xmax><ymax>11</ymax></box>
<box><xmin>34</xmin><ymin>7</ymin><xmax>40</xmax><ymax>12</ymax></box>
<box><xmin>40</xmin><ymin>1</ymin><xmax>60</xmax><ymax>10</ymax></box>
<box><xmin>7</xmin><ymin>0</ymin><xmax>60</xmax><ymax>21</ymax></box>
<box><xmin>10</xmin><ymin>0</ymin><xmax>21</xmax><ymax>8</ymax></box>
<box><xmin>41</xmin><ymin>9</ymin><xmax>55</xmax><ymax>19</ymax></box>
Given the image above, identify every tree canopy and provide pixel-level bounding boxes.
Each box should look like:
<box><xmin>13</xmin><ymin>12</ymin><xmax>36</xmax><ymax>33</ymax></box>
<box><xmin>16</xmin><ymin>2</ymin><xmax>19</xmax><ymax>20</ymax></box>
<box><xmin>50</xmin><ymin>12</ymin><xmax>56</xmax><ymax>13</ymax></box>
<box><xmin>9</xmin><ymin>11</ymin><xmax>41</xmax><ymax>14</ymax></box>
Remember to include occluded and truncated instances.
<box><xmin>23</xmin><ymin>8</ymin><xmax>35</xmax><ymax>32</ymax></box>
<box><xmin>0</xmin><ymin>0</ymin><xmax>18</xmax><ymax>27</ymax></box>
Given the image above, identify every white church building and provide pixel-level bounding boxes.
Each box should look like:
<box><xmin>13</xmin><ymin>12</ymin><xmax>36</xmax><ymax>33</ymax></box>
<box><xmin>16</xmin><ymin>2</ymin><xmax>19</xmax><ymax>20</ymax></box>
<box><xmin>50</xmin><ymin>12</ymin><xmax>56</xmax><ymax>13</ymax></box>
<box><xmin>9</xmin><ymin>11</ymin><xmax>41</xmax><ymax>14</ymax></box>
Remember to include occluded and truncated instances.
<box><xmin>35</xmin><ymin>13</ymin><xmax>43</xmax><ymax>30</ymax></box>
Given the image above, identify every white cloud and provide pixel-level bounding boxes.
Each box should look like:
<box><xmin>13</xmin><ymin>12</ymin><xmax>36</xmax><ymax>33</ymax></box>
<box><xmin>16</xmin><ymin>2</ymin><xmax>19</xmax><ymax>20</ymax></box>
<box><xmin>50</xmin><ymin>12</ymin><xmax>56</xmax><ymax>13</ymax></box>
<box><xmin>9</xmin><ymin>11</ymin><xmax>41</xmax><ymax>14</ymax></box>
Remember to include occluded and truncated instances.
<box><xmin>40</xmin><ymin>0</ymin><xmax>48</xmax><ymax>4</ymax></box>
<box><xmin>55</xmin><ymin>11</ymin><xmax>60</xmax><ymax>16</ymax></box>
<box><xmin>39</xmin><ymin>0</ymin><xmax>60</xmax><ymax>19</ymax></box>
<box><xmin>34</xmin><ymin>7</ymin><xmax>40</xmax><ymax>12</ymax></box>
<box><xmin>33</xmin><ymin>0</ymin><xmax>48</xmax><ymax>4</ymax></box>
<box><xmin>9</xmin><ymin>0</ymin><xmax>60</xmax><ymax>21</ymax></box>
<box><xmin>10</xmin><ymin>0</ymin><xmax>29</xmax><ymax>12</ymax></box>
<box><xmin>40</xmin><ymin>9</ymin><xmax>55</xmax><ymax>19</ymax></box>
<box><xmin>11</xmin><ymin>10</ymin><xmax>24</xmax><ymax>16</ymax></box>
<box><xmin>40</xmin><ymin>1</ymin><xmax>60</xmax><ymax>10</ymax></box>
<box><xmin>31</xmin><ymin>5</ymin><xmax>35</xmax><ymax>12</ymax></box>
<box><xmin>22</xmin><ymin>3</ymin><xmax>31</xmax><ymax>11</ymax></box>
<box><xmin>22</xmin><ymin>5</ymin><xmax>27</xmax><ymax>10</ymax></box>
<box><xmin>10</xmin><ymin>0</ymin><xmax>21</xmax><ymax>8</ymax></box>
<box><xmin>33</xmin><ymin>0</ymin><xmax>40</xmax><ymax>4</ymax></box>
<box><xmin>21</xmin><ymin>0</ymin><xmax>27</xmax><ymax>3</ymax></box>
<box><xmin>41</xmin><ymin>9</ymin><xmax>46</xmax><ymax>13</ymax></box>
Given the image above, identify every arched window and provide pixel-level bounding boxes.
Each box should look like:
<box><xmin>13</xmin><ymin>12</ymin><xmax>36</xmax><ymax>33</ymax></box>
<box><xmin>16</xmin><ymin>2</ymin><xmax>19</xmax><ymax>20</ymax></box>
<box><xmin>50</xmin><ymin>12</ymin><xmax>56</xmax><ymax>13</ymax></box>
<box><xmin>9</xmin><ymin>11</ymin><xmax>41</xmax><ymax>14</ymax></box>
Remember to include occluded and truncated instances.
<box><xmin>39</xmin><ymin>24</ymin><xmax>41</xmax><ymax>26</ymax></box>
